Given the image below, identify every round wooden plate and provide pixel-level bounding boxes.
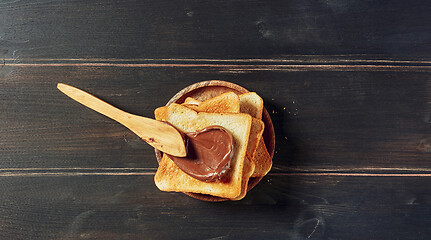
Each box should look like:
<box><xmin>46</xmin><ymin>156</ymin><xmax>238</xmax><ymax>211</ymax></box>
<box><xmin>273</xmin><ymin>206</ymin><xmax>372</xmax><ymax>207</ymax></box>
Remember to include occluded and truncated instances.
<box><xmin>155</xmin><ymin>80</ymin><xmax>275</xmax><ymax>202</ymax></box>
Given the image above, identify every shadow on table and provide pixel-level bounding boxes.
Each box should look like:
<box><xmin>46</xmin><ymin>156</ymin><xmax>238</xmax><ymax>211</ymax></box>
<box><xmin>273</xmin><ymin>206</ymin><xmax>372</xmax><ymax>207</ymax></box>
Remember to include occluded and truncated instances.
<box><xmin>223</xmin><ymin>101</ymin><xmax>326</xmax><ymax>239</ymax></box>
<box><xmin>264</xmin><ymin>100</ymin><xmax>310</xmax><ymax>168</ymax></box>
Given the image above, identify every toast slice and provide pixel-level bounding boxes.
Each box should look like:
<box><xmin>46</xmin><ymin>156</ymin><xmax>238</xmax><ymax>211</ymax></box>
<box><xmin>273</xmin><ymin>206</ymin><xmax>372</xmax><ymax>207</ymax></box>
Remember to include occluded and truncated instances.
<box><xmin>247</xmin><ymin>118</ymin><xmax>264</xmax><ymax>160</ymax></box>
<box><xmin>154</xmin><ymin>104</ymin><xmax>252</xmax><ymax>198</ymax></box>
<box><xmin>239</xmin><ymin>92</ymin><xmax>264</xmax><ymax>119</ymax></box>
<box><xmin>230</xmin><ymin>156</ymin><xmax>255</xmax><ymax>201</ymax></box>
<box><xmin>154</xmin><ymin>106</ymin><xmax>168</xmax><ymax>121</ymax></box>
<box><xmin>185</xmin><ymin>92</ymin><xmax>265</xmax><ymax>193</ymax></box>
<box><xmin>183</xmin><ymin>97</ymin><xmax>201</xmax><ymax>105</ymax></box>
<box><xmin>154</xmin><ymin>92</ymin><xmax>240</xmax><ymax>121</ymax></box>
<box><xmin>155</xmin><ymin>93</ymin><xmax>261</xmax><ymax>160</ymax></box>
<box><xmin>251</xmin><ymin>138</ymin><xmax>272</xmax><ymax>177</ymax></box>
<box><xmin>184</xmin><ymin>92</ymin><xmax>263</xmax><ymax>120</ymax></box>
<box><xmin>185</xmin><ymin>92</ymin><xmax>240</xmax><ymax>113</ymax></box>
<box><xmin>236</xmin><ymin>93</ymin><xmax>272</xmax><ymax>177</ymax></box>
<box><xmin>182</xmin><ymin>94</ymin><xmax>272</xmax><ymax>177</ymax></box>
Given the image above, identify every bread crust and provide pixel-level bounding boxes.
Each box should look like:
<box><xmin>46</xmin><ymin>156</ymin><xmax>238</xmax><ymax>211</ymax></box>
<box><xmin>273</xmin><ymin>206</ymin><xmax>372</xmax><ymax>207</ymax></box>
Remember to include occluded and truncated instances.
<box><xmin>154</xmin><ymin>104</ymin><xmax>252</xmax><ymax>199</ymax></box>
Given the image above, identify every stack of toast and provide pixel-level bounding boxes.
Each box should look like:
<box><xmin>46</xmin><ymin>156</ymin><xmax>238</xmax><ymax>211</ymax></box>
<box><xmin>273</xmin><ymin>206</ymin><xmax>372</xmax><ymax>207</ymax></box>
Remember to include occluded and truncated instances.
<box><xmin>153</xmin><ymin>91</ymin><xmax>272</xmax><ymax>200</ymax></box>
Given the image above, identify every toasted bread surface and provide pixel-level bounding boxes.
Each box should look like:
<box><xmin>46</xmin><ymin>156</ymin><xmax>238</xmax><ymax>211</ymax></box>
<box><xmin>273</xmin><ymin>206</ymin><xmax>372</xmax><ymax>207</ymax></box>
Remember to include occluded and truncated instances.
<box><xmin>186</xmin><ymin>92</ymin><xmax>239</xmax><ymax>113</ymax></box>
<box><xmin>154</xmin><ymin>104</ymin><xmax>252</xmax><ymax>198</ymax></box>
<box><xmin>235</xmin><ymin>93</ymin><xmax>271</xmax><ymax>177</ymax></box>
<box><xmin>230</xmin><ymin>156</ymin><xmax>255</xmax><ymax>201</ymax></box>
<box><xmin>185</xmin><ymin>92</ymin><xmax>263</xmax><ymax>119</ymax></box>
<box><xmin>184</xmin><ymin>97</ymin><xmax>202</xmax><ymax>105</ymax></box>
<box><xmin>239</xmin><ymin>92</ymin><xmax>264</xmax><ymax>119</ymax></box>
<box><xmin>155</xmin><ymin>92</ymin><xmax>239</xmax><ymax>120</ymax></box>
<box><xmin>247</xmin><ymin>118</ymin><xmax>264</xmax><ymax>160</ymax></box>
<box><xmin>178</xmin><ymin>93</ymin><xmax>262</xmax><ymax>160</ymax></box>
<box><xmin>158</xmin><ymin>92</ymin><xmax>271</xmax><ymax>177</ymax></box>
<box><xmin>251</xmin><ymin>138</ymin><xmax>273</xmax><ymax>177</ymax></box>
<box><xmin>156</xmin><ymin>93</ymin><xmax>261</xmax><ymax>160</ymax></box>
<box><xmin>154</xmin><ymin>106</ymin><xmax>168</xmax><ymax>121</ymax></box>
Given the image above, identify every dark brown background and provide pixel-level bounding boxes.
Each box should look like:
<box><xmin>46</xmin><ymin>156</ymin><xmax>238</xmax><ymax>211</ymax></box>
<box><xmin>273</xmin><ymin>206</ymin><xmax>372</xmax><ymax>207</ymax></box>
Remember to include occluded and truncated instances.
<box><xmin>1</xmin><ymin>0</ymin><xmax>431</xmax><ymax>239</ymax></box>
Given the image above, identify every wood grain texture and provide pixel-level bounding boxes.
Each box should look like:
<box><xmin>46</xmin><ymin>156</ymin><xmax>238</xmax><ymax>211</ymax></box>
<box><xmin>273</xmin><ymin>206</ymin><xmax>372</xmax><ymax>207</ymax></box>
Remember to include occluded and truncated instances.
<box><xmin>1</xmin><ymin>65</ymin><xmax>429</xmax><ymax>170</ymax></box>
<box><xmin>0</xmin><ymin>0</ymin><xmax>431</xmax><ymax>60</ymax></box>
<box><xmin>1</xmin><ymin>0</ymin><xmax>431</xmax><ymax>238</ymax></box>
<box><xmin>0</xmin><ymin>175</ymin><xmax>430</xmax><ymax>240</ymax></box>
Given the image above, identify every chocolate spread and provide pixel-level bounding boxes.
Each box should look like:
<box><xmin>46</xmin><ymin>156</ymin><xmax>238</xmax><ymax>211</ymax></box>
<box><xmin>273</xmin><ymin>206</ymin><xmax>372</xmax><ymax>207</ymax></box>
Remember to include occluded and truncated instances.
<box><xmin>168</xmin><ymin>126</ymin><xmax>234</xmax><ymax>182</ymax></box>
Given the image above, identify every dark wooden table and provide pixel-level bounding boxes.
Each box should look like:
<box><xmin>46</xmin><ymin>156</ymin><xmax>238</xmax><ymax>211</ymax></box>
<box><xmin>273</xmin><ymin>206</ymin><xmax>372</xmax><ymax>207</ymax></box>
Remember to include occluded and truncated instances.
<box><xmin>1</xmin><ymin>1</ymin><xmax>431</xmax><ymax>239</ymax></box>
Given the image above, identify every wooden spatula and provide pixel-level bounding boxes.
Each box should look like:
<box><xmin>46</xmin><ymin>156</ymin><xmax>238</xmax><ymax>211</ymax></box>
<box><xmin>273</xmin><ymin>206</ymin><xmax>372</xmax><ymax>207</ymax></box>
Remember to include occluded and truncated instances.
<box><xmin>57</xmin><ymin>83</ymin><xmax>187</xmax><ymax>157</ymax></box>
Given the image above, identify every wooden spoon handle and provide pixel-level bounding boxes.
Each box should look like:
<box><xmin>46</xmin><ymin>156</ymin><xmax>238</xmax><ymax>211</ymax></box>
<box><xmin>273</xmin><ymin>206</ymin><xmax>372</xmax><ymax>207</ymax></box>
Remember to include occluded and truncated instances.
<box><xmin>57</xmin><ymin>83</ymin><xmax>187</xmax><ymax>157</ymax></box>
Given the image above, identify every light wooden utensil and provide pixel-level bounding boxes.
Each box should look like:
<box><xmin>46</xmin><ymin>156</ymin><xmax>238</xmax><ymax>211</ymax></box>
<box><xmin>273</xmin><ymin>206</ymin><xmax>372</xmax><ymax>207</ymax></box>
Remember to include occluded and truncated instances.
<box><xmin>57</xmin><ymin>83</ymin><xmax>187</xmax><ymax>157</ymax></box>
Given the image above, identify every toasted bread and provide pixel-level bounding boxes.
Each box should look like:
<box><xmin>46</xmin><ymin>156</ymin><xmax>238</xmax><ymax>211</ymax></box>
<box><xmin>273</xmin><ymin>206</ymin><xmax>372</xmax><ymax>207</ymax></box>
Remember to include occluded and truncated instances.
<box><xmin>154</xmin><ymin>106</ymin><xmax>168</xmax><ymax>121</ymax></box>
<box><xmin>230</xmin><ymin>156</ymin><xmax>255</xmax><ymax>201</ymax></box>
<box><xmin>154</xmin><ymin>104</ymin><xmax>252</xmax><ymax>198</ymax></box>
<box><xmin>239</xmin><ymin>92</ymin><xmax>263</xmax><ymax>119</ymax></box>
<box><xmin>183</xmin><ymin>93</ymin><xmax>271</xmax><ymax>177</ymax></box>
<box><xmin>185</xmin><ymin>92</ymin><xmax>263</xmax><ymax>119</ymax></box>
<box><xmin>251</xmin><ymin>138</ymin><xmax>272</xmax><ymax>177</ymax></box>
<box><xmin>237</xmin><ymin>93</ymin><xmax>272</xmax><ymax>177</ymax></box>
<box><xmin>185</xmin><ymin>92</ymin><xmax>240</xmax><ymax>113</ymax></box>
<box><xmin>182</xmin><ymin>95</ymin><xmax>264</xmax><ymax>194</ymax></box>
<box><xmin>156</xmin><ymin>93</ymin><xmax>261</xmax><ymax>160</ymax></box>
<box><xmin>184</xmin><ymin>97</ymin><xmax>201</xmax><ymax>105</ymax></box>
<box><xmin>154</xmin><ymin>92</ymin><xmax>239</xmax><ymax>121</ymax></box>
<box><xmin>247</xmin><ymin>118</ymin><xmax>264</xmax><ymax>160</ymax></box>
